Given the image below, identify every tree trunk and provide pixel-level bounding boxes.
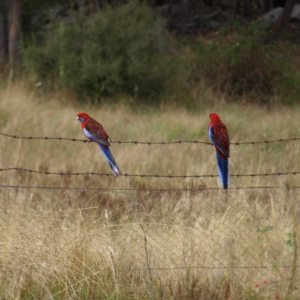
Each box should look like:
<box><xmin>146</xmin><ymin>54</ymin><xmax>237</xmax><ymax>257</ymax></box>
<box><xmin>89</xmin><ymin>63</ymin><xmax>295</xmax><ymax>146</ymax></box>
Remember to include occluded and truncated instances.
<box><xmin>199</xmin><ymin>0</ymin><xmax>204</xmax><ymax>26</ymax></box>
<box><xmin>0</xmin><ymin>0</ymin><xmax>7</xmax><ymax>63</ymax></box>
<box><xmin>93</xmin><ymin>0</ymin><xmax>100</xmax><ymax>9</ymax></box>
<box><xmin>236</xmin><ymin>0</ymin><xmax>254</xmax><ymax>16</ymax></box>
<box><xmin>183</xmin><ymin>0</ymin><xmax>190</xmax><ymax>25</ymax></box>
<box><xmin>263</xmin><ymin>0</ymin><xmax>295</xmax><ymax>43</ymax></box>
<box><xmin>263</xmin><ymin>0</ymin><xmax>273</xmax><ymax>12</ymax></box>
<box><xmin>8</xmin><ymin>0</ymin><xmax>21</xmax><ymax>72</ymax></box>
<box><xmin>244</xmin><ymin>0</ymin><xmax>254</xmax><ymax>16</ymax></box>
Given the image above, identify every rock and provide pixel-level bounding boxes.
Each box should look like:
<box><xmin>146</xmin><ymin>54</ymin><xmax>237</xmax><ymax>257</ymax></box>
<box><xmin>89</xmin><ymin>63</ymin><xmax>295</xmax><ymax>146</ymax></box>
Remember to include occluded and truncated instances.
<box><xmin>256</xmin><ymin>7</ymin><xmax>283</xmax><ymax>28</ymax></box>
<box><xmin>291</xmin><ymin>3</ymin><xmax>300</xmax><ymax>20</ymax></box>
<box><xmin>256</xmin><ymin>4</ymin><xmax>300</xmax><ymax>29</ymax></box>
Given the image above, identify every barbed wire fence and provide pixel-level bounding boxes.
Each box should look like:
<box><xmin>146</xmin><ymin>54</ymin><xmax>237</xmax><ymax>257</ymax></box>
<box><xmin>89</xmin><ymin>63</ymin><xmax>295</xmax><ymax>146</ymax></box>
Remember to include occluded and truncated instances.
<box><xmin>0</xmin><ymin>132</ymin><xmax>300</xmax><ymax>297</ymax></box>
<box><xmin>1</xmin><ymin>131</ymin><xmax>300</xmax><ymax>145</ymax></box>
<box><xmin>1</xmin><ymin>167</ymin><xmax>300</xmax><ymax>178</ymax></box>
<box><xmin>1</xmin><ymin>131</ymin><xmax>300</xmax><ymax>178</ymax></box>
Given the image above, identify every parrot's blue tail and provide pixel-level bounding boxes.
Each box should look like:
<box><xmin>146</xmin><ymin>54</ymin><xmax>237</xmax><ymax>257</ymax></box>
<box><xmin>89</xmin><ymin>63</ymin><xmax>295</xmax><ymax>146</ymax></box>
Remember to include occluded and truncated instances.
<box><xmin>98</xmin><ymin>144</ymin><xmax>121</xmax><ymax>176</ymax></box>
<box><xmin>216</xmin><ymin>151</ymin><xmax>229</xmax><ymax>189</ymax></box>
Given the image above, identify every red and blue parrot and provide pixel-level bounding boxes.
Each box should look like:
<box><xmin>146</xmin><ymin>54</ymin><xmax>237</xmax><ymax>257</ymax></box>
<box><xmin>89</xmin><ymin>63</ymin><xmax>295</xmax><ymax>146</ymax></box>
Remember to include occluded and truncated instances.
<box><xmin>208</xmin><ymin>113</ymin><xmax>230</xmax><ymax>189</ymax></box>
<box><xmin>77</xmin><ymin>112</ymin><xmax>121</xmax><ymax>176</ymax></box>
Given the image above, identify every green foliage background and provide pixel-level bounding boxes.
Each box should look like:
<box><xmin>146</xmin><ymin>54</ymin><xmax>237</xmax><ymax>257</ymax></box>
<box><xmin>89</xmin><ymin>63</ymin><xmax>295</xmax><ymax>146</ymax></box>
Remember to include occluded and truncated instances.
<box><xmin>23</xmin><ymin>1</ymin><xmax>185</xmax><ymax>102</ymax></box>
<box><xmin>21</xmin><ymin>1</ymin><xmax>300</xmax><ymax>105</ymax></box>
<box><xmin>191</xmin><ymin>25</ymin><xmax>300</xmax><ymax>105</ymax></box>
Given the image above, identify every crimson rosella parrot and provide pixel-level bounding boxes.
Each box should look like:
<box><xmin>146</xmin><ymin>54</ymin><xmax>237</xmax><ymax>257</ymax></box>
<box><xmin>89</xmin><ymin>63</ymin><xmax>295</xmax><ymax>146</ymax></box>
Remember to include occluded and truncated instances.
<box><xmin>77</xmin><ymin>112</ymin><xmax>121</xmax><ymax>176</ymax></box>
<box><xmin>208</xmin><ymin>113</ymin><xmax>230</xmax><ymax>189</ymax></box>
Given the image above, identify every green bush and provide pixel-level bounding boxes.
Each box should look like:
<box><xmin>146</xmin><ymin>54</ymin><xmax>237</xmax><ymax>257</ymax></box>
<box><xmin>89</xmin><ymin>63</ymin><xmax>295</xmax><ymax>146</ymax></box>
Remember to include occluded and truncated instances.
<box><xmin>22</xmin><ymin>1</ymin><xmax>183</xmax><ymax>102</ymax></box>
<box><xmin>191</xmin><ymin>26</ymin><xmax>300</xmax><ymax>104</ymax></box>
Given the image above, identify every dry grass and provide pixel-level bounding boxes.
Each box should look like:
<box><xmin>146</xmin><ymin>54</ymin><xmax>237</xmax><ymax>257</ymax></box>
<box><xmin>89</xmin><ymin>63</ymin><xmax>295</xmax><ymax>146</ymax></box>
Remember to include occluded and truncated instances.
<box><xmin>0</xmin><ymin>83</ymin><xmax>300</xmax><ymax>299</ymax></box>
<box><xmin>1</xmin><ymin>83</ymin><xmax>300</xmax><ymax>189</ymax></box>
<box><xmin>0</xmin><ymin>187</ymin><xmax>299</xmax><ymax>299</ymax></box>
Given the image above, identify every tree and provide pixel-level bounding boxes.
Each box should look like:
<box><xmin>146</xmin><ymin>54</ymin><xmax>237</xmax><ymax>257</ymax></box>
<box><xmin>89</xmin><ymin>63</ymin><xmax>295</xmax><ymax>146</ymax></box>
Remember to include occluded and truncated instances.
<box><xmin>0</xmin><ymin>0</ymin><xmax>6</xmax><ymax>63</ymax></box>
<box><xmin>8</xmin><ymin>0</ymin><xmax>22</xmax><ymax>72</ymax></box>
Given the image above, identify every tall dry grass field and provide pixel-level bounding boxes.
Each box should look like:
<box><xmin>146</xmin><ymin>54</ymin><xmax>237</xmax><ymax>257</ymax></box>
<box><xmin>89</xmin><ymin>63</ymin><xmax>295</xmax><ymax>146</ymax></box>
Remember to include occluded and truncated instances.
<box><xmin>1</xmin><ymin>84</ymin><xmax>300</xmax><ymax>189</ymax></box>
<box><xmin>0</xmin><ymin>84</ymin><xmax>299</xmax><ymax>299</ymax></box>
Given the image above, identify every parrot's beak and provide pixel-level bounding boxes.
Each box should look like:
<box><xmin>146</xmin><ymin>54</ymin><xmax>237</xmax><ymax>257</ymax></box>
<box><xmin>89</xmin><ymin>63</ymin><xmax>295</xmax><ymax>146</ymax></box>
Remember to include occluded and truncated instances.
<box><xmin>76</xmin><ymin>116</ymin><xmax>80</xmax><ymax>120</ymax></box>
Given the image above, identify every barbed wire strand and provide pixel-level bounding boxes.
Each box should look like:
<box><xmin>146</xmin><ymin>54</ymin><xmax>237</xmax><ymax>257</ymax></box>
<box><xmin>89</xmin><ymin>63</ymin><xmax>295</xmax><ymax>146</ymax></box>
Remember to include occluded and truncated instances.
<box><xmin>131</xmin><ymin>265</ymin><xmax>297</xmax><ymax>270</ymax></box>
<box><xmin>2</xmin><ymin>167</ymin><xmax>300</xmax><ymax>178</ymax></box>
<box><xmin>1</xmin><ymin>185</ymin><xmax>299</xmax><ymax>191</ymax></box>
<box><xmin>1</xmin><ymin>132</ymin><xmax>300</xmax><ymax>145</ymax></box>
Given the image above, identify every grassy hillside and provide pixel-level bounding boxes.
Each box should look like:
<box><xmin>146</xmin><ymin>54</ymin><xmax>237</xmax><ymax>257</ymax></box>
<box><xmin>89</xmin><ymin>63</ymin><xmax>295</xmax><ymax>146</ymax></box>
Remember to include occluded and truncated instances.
<box><xmin>0</xmin><ymin>84</ymin><xmax>299</xmax><ymax>299</ymax></box>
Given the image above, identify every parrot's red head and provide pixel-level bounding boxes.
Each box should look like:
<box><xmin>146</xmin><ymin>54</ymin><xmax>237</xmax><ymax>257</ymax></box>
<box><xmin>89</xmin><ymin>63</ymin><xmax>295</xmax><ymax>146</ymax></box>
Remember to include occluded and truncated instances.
<box><xmin>77</xmin><ymin>112</ymin><xmax>90</xmax><ymax>122</ymax></box>
<box><xmin>77</xmin><ymin>112</ymin><xmax>90</xmax><ymax>127</ymax></box>
<box><xmin>209</xmin><ymin>112</ymin><xmax>222</xmax><ymax>124</ymax></box>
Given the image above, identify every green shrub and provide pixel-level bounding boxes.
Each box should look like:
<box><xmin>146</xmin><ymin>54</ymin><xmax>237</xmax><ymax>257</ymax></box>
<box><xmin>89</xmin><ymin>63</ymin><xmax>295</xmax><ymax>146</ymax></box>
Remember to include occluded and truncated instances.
<box><xmin>191</xmin><ymin>26</ymin><xmax>300</xmax><ymax>104</ymax></box>
<box><xmin>22</xmin><ymin>1</ymin><xmax>183</xmax><ymax>102</ymax></box>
